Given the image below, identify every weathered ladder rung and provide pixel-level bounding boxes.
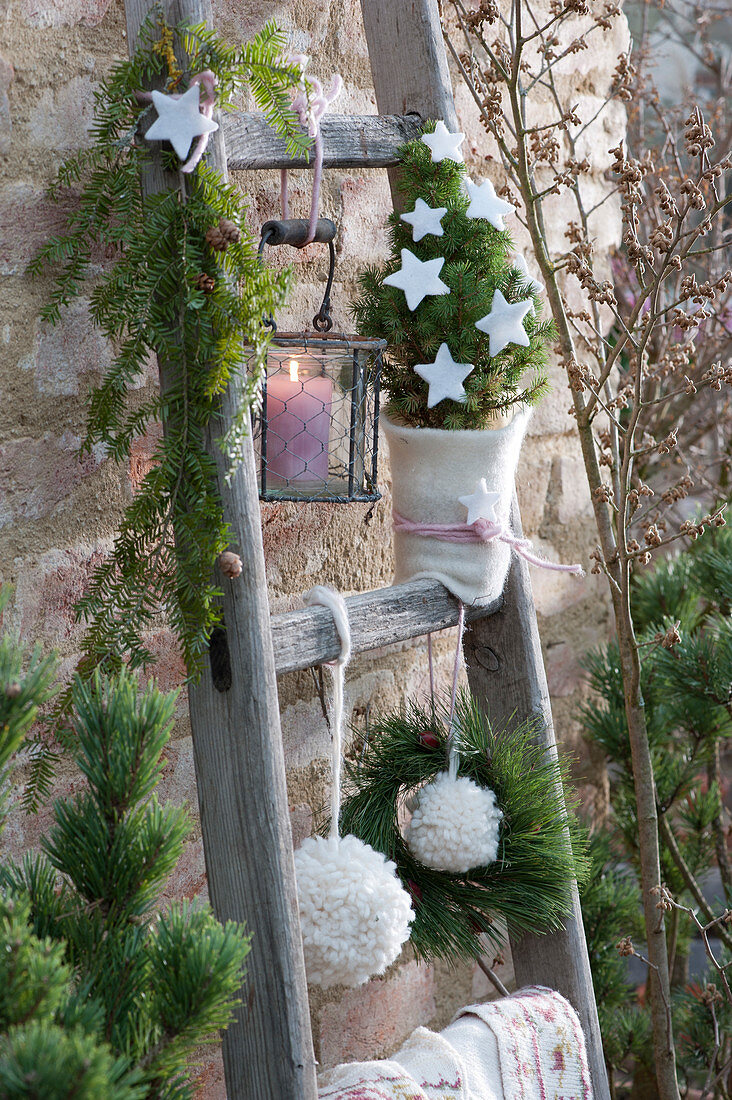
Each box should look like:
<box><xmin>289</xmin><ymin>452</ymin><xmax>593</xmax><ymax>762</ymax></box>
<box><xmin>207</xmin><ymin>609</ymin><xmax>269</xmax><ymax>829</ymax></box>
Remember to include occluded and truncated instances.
<box><xmin>270</xmin><ymin>578</ymin><xmax>501</xmax><ymax>675</ymax></box>
<box><xmin>223</xmin><ymin>111</ymin><xmax>422</xmax><ymax>171</ymax></box>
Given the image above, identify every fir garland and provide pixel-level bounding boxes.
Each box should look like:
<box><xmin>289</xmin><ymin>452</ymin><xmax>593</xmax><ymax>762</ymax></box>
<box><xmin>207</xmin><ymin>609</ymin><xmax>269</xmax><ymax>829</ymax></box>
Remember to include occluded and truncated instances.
<box><xmin>27</xmin><ymin>20</ymin><xmax>310</xmax><ymax>804</ymax></box>
<box><xmin>339</xmin><ymin>692</ymin><xmax>588</xmax><ymax>964</ymax></box>
<box><xmin>353</xmin><ymin>122</ymin><xmax>555</xmax><ymax>429</ymax></box>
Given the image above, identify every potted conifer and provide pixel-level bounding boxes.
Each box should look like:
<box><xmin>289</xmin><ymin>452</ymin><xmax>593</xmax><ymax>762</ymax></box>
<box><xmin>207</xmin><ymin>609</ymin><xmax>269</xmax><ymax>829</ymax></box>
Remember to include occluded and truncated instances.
<box><xmin>354</xmin><ymin>121</ymin><xmax>554</xmax><ymax>605</ymax></box>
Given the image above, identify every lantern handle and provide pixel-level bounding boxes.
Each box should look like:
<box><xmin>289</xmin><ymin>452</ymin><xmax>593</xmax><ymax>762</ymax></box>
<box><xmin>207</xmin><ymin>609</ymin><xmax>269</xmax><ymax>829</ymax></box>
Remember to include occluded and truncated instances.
<box><xmin>257</xmin><ymin>219</ymin><xmax>337</xmax><ymax>333</ymax></box>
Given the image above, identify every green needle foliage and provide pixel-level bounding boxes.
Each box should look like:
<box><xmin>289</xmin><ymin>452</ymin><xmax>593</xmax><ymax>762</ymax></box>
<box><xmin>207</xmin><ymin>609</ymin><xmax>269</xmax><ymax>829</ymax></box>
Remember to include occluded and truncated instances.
<box><xmin>339</xmin><ymin>691</ymin><xmax>587</xmax><ymax>964</ymax></box>
<box><xmin>0</xmin><ymin>640</ymin><xmax>250</xmax><ymax>1098</ymax></box>
<box><xmin>352</xmin><ymin>121</ymin><xmax>554</xmax><ymax>428</ymax></box>
<box><xmin>579</xmin><ymin>525</ymin><xmax>732</xmax><ymax>1092</ymax></box>
<box><xmin>28</xmin><ymin>18</ymin><xmax>311</xmax><ymax>804</ymax></box>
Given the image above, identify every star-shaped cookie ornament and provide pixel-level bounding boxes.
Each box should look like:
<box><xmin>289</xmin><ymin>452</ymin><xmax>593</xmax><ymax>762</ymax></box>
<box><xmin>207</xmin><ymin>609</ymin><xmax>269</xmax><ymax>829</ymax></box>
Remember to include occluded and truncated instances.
<box><xmin>465</xmin><ymin>178</ymin><xmax>515</xmax><ymax>231</ymax></box>
<box><xmin>401</xmin><ymin>198</ymin><xmax>447</xmax><ymax>242</ymax></box>
<box><xmin>458</xmin><ymin>479</ymin><xmax>502</xmax><ymax>526</ymax></box>
<box><xmin>475</xmin><ymin>289</ymin><xmax>533</xmax><ymax>356</ymax></box>
<box><xmin>146</xmin><ymin>84</ymin><xmax>219</xmax><ymax>161</ymax></box>
<box><xmin>414</xmin><ymin>343</ymin><xmax>474</xmax><ymax>408</ymax></box>
<box><xmin>383</xmin><ymin>248</ymin><xmax>450</xmax><ymax>311</ymax></box>
<box><xmin>421</xmin><ymin>120</ymin><xmax>466</xmax><ymax>164</ymax></box>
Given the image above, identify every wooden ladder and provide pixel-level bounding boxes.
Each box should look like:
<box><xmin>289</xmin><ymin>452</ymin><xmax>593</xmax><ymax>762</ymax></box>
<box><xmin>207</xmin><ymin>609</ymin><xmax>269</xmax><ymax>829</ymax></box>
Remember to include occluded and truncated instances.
<box><xmin>123</xmin><ymin>1</ymin><xmax>610</xmax><ymax>1097</ymax></box>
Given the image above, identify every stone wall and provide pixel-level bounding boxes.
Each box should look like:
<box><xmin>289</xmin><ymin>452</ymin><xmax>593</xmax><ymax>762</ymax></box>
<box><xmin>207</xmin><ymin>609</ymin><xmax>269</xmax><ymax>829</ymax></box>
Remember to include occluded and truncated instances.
<box><xmin>0</xmin><ymin>0</ymin><xmax>627</xmax><ymax>1093</ymax></box>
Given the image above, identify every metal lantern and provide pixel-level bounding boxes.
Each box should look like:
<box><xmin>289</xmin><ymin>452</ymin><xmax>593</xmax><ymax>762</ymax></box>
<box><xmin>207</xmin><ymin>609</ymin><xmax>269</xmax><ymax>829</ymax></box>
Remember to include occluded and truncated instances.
<box><xmin>253</xmin><ymin>218</ymin><xmax>385</xmax><ymax>503</ymax></box>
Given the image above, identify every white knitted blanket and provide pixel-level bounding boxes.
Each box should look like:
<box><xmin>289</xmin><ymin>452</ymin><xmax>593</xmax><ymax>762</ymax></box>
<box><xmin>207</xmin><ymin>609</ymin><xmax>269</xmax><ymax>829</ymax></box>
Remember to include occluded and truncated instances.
<box><xmin>317</xmin><ymin>986</ymin><xmax>593</xmax><ymax>1100</ymax></box>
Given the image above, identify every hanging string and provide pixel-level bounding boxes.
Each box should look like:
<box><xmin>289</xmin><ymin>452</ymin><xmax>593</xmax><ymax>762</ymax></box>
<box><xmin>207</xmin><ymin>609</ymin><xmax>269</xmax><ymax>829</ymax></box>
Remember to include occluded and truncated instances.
<box><xmin>281</xmin><ymin>55</ymin><xmax>342</xmax><ymax>245</ymax></box>
<box><xmin>303</xmin><ymin>586</ymin><xmax>351</xmax><ymax>839</ymax></box>
<box><xmin>427</xmin><ymin>632</ymin><xmax>435</xmax><ymax>726</ymax></box>
<box><xmin>447</xmin><ymin>602</ymin><xmax>466</xmax><ymax>781</ymax></box>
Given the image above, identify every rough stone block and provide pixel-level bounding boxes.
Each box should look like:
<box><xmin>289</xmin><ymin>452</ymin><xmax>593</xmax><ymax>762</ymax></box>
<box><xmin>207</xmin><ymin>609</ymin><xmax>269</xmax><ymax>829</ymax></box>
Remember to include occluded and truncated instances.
<box><xmin>545</xmin><ymin>640</ymin><xmax>585</xmax><ymax>698</ymax></box>
<box><xmin>318</xmin><ymin>960</ymin><xmax>436</xmax><ymax>1068</ymax></box>
<box><xmin>0</xmin><ymin>182</ymin><xmax>73</xmax><ymax>277</ymax></box>
<box><xmin>192</xmin><ymin>1049</ymin><xmax>227</xmax><ymax>1100</ymax></box>
<box><xmin>19</xmin><ymin>298</ymin><xmax>113</xmax><ymax>396</ymax></box>
<box><xmin>28</xmin><ymin>75</ymin><xmax>96</xmax><ymax>153</ymax></box>
<box><xmin>0</xmin><ymin>431</ymin><xmax>104</xmax><ymax>530</ymax></box>
<box><xmin>0</xmin><ymin>54</ymin><xmax>13</xmax><ymax>156</ymax></box>
<box><xmin>11</xmin><ymin>541</ymin><xmax>110</xmax><ymax>648</ymax></box>
<box><xmin>162</xmin><ymin>838</ymin><xmax>208</xmax><ymax>904</ymax></box>
<box><xmin>290</xmin><ymin>801</ymin><xmax>313</xmax><ymax>847</ymax></box>
<box><xmin>19</xmin><ymin>0</ymin><xmax>113</xmax><ymax>28</ymax></box>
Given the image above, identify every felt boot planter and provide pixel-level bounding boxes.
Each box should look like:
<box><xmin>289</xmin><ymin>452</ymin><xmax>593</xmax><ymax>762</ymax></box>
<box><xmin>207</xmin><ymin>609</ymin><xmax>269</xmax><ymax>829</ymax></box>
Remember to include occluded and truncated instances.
<box><xmin>383</xmin><ymin>407</ymin><xmax>531</xmax><ymax>606</ymax></box>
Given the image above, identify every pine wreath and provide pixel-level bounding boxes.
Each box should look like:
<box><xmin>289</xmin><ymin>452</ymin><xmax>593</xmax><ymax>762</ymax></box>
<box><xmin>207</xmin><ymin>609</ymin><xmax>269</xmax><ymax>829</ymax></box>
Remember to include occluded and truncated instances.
<box><xmin>339</xmin><ymin>691</ymin><xmax>588</xmax><ymax>964</ymax></box>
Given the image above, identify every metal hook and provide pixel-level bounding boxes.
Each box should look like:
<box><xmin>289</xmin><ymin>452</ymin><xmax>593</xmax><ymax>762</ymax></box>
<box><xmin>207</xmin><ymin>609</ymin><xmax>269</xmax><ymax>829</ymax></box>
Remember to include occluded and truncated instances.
<box><xmin>312</xmin><ymin>239</ymin><xmax>336</xmax><ymax>332</ymax></box>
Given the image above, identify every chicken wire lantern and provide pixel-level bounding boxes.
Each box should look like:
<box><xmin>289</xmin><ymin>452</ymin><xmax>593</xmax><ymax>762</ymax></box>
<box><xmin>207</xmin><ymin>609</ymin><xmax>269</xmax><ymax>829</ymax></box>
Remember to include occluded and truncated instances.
<box><xmin>252</xmin><ymin>218</ymin><xmax>385</xmax><ymax>503</ymax></box>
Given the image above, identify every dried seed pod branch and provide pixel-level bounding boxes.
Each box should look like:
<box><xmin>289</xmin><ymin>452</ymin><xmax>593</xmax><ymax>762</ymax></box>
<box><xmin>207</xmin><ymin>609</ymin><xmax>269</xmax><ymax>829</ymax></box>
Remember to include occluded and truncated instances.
<box><xmin>445</xmin><ymin>2</ymin><xmax>732</xmax><ymax>1096</ymax></box>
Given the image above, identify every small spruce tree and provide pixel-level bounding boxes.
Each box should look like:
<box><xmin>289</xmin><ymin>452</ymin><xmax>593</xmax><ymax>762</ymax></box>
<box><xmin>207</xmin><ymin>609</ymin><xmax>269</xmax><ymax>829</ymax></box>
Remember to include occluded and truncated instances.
<box><xmin>0</xmin><ymin>614</ymin><xmax>250</xmax><ymax>1098</ymax></box>
<box><xmin>353</xmin><ymin>121</ymin><xmax>554</xmax><ymax>429</ymax></box>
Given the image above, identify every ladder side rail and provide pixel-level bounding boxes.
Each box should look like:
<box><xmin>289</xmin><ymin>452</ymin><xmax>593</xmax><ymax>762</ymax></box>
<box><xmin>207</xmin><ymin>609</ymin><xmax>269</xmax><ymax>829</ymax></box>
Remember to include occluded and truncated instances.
<box><xmin>463</xmin><ymin>500</ymin><xmax>610</xmax><ymax>1098</ymax></box>
<box><xmin>361</xmin><ymin>3</ymin><xmax>610</xmax><ymax>1096</ymax></box>
<box><xmin>123</xmin><ymin>2</ymin><xmax>318</xmax><ymax>1096</ymax></box>
<box><xmin>361</xmin><ymin>0</ymin><xmax>459</xmax><ymax>214</ymax></box>
<box><xmin>225</xmin><ymin>112</ymin><xmax>422</xmax><ymax>171</ymax></box>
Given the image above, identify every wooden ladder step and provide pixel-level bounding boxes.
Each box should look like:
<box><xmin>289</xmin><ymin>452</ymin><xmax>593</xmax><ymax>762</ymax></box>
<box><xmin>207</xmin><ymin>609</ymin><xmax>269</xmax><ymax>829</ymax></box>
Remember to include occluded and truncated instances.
<box><xmin>271</xmin><ymin>578</ymin><xmax>502</xmax><ymax>675</ymax></box>
<box><xmin>223</xmin><ymin>111</ymin><xmax>422</xmax><ymax>171</ymax></box>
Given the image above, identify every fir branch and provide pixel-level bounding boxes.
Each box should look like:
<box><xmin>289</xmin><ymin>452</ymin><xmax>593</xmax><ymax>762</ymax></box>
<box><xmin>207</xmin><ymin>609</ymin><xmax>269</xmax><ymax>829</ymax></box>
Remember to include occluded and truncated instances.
<box><xmin>30</xmin><ymin>19</ymin><xmax>308</xmax><ymax>799</ymax></box>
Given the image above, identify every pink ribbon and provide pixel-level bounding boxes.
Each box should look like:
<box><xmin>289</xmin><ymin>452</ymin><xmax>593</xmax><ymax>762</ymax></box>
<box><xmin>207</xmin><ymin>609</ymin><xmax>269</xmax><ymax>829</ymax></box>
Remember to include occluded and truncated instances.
<box><xmin>135</xmin><ymin>69</ymin><xmax>217</xmax><ymax>174</ymax></box>
<box><xmin>392</xmin><ymin>510</ymin><xmax>584</xmax><ymax>575</ymax></box>
<box><xmin>280</xmin><ymin>55</ymin><xmax>342</xmax><ymax>244</ymax></box>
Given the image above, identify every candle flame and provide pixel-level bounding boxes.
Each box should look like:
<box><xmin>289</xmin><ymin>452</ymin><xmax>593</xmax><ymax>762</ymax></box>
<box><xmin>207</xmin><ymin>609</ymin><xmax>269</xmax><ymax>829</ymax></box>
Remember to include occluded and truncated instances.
<box><xmin>289</xmin><ymin>359</ymin><xmax>299</xmax><ymax>382</ymax></box>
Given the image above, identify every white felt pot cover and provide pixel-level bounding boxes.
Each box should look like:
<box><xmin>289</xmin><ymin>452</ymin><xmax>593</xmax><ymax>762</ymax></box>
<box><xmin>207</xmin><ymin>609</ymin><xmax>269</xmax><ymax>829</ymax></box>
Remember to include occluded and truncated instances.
<box><xmin>383</xmin><ymin>408</ymin><xmax>531</xmax><ymax>606</ymax></box>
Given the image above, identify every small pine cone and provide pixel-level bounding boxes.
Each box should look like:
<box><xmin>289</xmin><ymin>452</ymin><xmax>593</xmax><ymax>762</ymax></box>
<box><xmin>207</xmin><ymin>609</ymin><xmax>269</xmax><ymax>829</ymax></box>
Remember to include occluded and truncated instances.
<box><xmin>195</xmin><ymin>272</ymin><xmax>215</xmax><ymax>293</ymax></box>
<box><xmin>218</xmin><ymin>551</ymin><xmax>243</xmax><ymax>579</ymax></box>
<box><xmin>218</xmin><ymin>218</ymin><xmax>240</xmax><ymax>245</ymax></box>
<box><xmin>4</xmin><ymin>682</ymin><xmax>21</xmax><ymax>699</ymax></box>
<box><xmin>205</xmin><ymin>224</ymin><xmax>228</xmax><ymax>252</ymax></box>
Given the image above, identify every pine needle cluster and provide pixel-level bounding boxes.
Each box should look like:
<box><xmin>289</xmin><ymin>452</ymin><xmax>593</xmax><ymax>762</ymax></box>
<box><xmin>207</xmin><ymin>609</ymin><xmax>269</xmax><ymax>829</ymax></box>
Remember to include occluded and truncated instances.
<box><xmin>579</xmin><ymin>526</ymin><xmax>732</xmax><ymax>1089</ymax></box>
<box><xmin>339</xmin><ymin>691</ymin><xmax>587</xmax><ymax>964</ymax></box>
<box><xmin>29</xmin><ymin>18</ymin><xmax>310</xmax><ymax>803</ymax></box>
<box><xmin>0</xmin><ymin>626</ymin><xmax>250</xmax><ymax>1098</ymax></box>
<box><xmin>352</xmin><ymin>122</ymin><xmax>554</xmax><ymax>429</ymax></box>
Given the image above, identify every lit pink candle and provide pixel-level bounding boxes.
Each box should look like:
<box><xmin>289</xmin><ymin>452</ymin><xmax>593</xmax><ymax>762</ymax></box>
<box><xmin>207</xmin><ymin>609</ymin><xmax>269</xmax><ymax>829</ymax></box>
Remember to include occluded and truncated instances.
<box><xmin>265</xmin><ymin>357</ymin><xmax>333</xmax><ymax>485</ymax></box>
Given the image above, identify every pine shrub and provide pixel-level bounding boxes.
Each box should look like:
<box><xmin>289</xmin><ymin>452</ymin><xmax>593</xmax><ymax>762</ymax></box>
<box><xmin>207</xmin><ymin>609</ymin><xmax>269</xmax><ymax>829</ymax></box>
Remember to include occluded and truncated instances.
<box><xmin>0</xmin><ymin>616</ymin><xmax>250</xmax><ymax>1098</ymax></box>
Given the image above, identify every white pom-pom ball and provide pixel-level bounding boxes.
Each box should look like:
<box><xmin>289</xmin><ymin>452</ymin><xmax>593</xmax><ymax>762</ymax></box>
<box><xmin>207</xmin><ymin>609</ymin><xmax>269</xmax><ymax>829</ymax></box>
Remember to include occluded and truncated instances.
<box><xmin>294</xmin><ymin>833</ymin><xmax>414</xmax><ymax>989</ymax></box>
<box><xmin>405</xmin><ymin>771</ymin><xmax>503</xmax><ymax>873</ymax></box>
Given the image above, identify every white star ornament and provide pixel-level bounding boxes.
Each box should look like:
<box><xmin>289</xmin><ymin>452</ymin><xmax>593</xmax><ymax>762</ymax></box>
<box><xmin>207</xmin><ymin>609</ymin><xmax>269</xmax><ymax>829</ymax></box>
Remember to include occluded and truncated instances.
<box><xmin>465</xmin><ymin>178</ymin><xmax>515</xmax><ymax>231</ymax></box>
<box><xmin>475</xmin><ymin>289</ymin><xmax>533</xmax><ymax>357</ymax></box>
<box><xmin>414</xmin><ymin>343</ymin><xmax>473</xmax><ymax>408</ymax></box>
<box><xmin>401</xmin><ymin>198</ymin><xmax>447</xmax><ymax>242</ymax></box>
<box><xmin>383</xmin><ymin>249</ymin><xmax>450</xmax><ymax>311</ymax></box>
<box><xmin>458</xmin><ymin>479</ymin><xmax>502</xmax><ymax>526</ymax></box>
<box><xmin>512</xmin><ymin>253</ymin><xmax>545</xmax><ymax>298</ymax></box>
<box><xmin>421</xmin><ymin>120</ymin><xmax>466</xmax><ymax>163</ymax></box>
<box><xmin>146</xmin><ymin>84</ymin><xmax>219</xmax><ymax>161</ymax></box>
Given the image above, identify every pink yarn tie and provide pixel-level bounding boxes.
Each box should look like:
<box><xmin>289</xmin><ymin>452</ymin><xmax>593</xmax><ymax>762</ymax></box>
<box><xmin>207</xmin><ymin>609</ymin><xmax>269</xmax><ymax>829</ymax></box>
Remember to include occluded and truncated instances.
<box><xmin>392</xmin><ymin>510</ymin><xmax>584</xmax><ymax>575</ymax></box>
<box><xmin>280</xmin><ymin>55</ymin><xmax>342</xmax><ymax>244</ymax></box>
